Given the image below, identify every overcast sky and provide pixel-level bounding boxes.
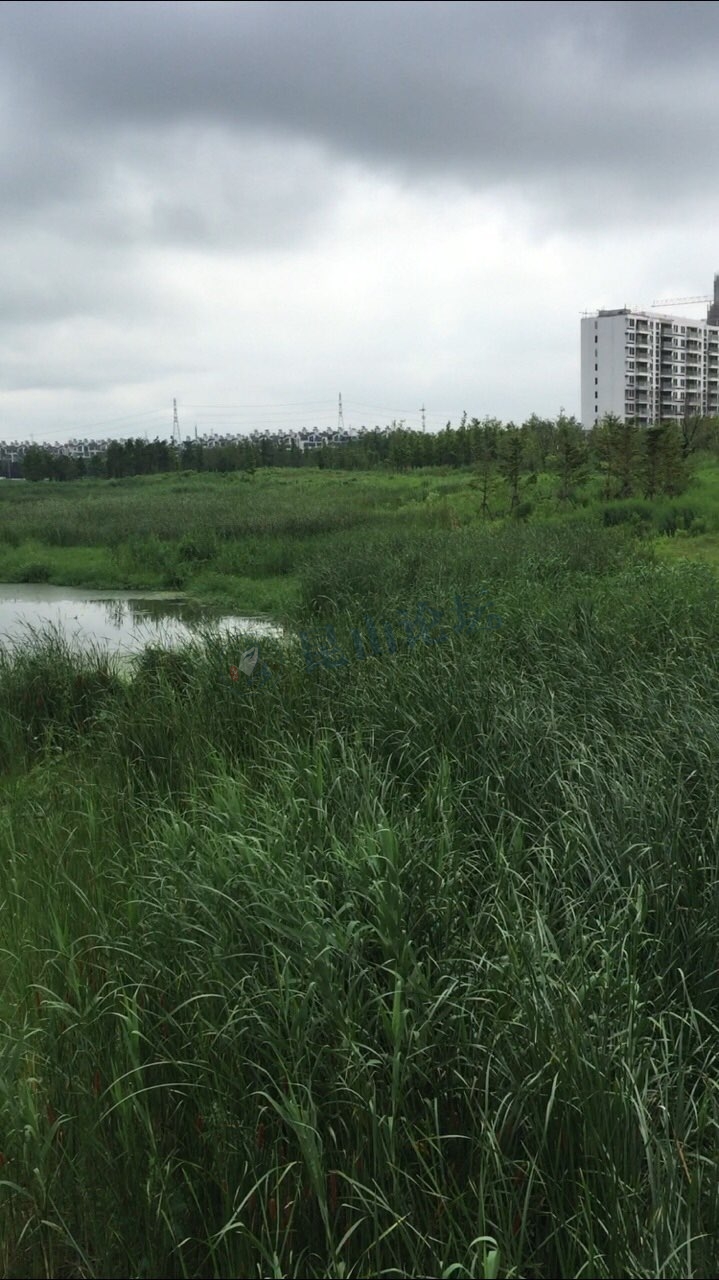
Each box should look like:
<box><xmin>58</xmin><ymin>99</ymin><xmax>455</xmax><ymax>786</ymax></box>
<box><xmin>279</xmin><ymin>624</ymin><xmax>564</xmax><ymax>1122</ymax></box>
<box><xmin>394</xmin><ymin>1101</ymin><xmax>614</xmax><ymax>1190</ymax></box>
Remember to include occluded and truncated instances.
<box><xmin>2</xmin><ymin>0</ymin><xmax>719</xmax><ymax>443</ymax></box>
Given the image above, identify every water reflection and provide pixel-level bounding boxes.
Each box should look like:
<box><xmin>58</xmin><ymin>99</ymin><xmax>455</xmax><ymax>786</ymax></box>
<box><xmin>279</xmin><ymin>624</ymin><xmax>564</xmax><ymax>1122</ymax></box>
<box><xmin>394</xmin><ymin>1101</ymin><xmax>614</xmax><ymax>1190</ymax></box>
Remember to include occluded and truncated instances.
<box><xmin>0</xmin><ymin>584</ymin><xmax>282</xmax><ymax>656</ymax></box>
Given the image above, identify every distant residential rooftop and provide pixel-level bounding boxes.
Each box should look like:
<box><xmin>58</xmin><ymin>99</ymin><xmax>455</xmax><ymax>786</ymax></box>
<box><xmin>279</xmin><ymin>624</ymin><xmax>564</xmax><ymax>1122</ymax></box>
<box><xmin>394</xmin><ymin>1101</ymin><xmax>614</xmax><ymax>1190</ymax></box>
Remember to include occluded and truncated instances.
<box><xmin>592</xmin><ymin>307</ymin><xmax>713</xmax><ymax>323</ymax></box>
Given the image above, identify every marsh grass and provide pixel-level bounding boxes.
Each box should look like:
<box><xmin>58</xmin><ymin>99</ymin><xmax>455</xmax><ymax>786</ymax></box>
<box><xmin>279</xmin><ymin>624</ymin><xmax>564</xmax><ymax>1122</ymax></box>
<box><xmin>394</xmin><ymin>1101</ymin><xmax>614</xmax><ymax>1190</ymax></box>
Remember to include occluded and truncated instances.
<box><xmin>0</xmin><ymin>514</ymin><xmax>718</xmax><ymax>1277</ymax></box>
<box><xmin>1</xmin><ymin>464</ymin><xmax>718</xmax><ymax>605</ymax></box>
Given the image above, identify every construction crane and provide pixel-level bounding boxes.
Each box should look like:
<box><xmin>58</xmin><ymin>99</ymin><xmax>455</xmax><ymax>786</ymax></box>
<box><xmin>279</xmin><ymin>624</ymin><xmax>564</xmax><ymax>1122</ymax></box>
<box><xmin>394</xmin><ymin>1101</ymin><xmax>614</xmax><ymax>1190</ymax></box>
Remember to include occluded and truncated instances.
<box><xmin>650</xmin><ymin>295</ymin><xmax>711</xmax><ymax>308</ymax></box>
<box><xmin>582</xmin><ymin>293</ymin><xmax>713</xmax><ymax>316</ymax></box>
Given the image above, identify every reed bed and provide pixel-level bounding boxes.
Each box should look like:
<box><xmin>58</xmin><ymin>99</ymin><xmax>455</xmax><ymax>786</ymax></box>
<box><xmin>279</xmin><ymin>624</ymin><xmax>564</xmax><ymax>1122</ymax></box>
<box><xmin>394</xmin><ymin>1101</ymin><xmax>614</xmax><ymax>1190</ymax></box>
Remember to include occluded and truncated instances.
<box><xmin>0</xmin><ymin>519</ymin><xmax>718</xmax><ymax>1277</ymax></box>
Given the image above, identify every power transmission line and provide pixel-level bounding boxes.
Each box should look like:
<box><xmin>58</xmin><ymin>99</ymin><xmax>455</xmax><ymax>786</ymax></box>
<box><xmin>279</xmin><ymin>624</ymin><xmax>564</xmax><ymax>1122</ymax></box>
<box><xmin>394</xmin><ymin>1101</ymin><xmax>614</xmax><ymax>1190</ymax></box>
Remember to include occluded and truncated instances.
<box><xmin>183</xmin><ymin>400</ymin><xmax>332</xmax><ymax>409</ymax></box>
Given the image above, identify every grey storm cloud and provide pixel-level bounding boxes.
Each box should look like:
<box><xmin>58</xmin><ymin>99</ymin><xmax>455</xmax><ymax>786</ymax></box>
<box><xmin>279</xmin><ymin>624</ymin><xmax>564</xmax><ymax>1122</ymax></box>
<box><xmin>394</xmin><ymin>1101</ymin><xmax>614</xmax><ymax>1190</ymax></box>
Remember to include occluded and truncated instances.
<box><xmin>3</xmin><ymin>0</ymin><xmax>719</xmax><ymax>208</ymax></box>
<box><xmin>2</xmin><ymin>1</ymin><xmax>719</xmax><ymax>433</ymax></box>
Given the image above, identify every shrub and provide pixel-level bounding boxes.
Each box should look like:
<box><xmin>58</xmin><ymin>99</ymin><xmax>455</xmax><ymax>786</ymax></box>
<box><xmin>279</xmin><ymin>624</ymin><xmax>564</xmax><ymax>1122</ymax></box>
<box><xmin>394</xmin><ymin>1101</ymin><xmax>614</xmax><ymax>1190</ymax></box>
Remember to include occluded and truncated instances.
<box><xmin>177</xmin><ymin>531</ymin><xmax>218</xmax><ymax>563</ymax></box>
<box><xmin>676</xmin><ymin>505</ymin><xmax>697</xmax><ymax>530</ymax></box>
<box><xmin>601</xmin><ymin>502</ymin><xmax>653</xmax><ymax>528</ymax></box>
<box><xmin>18</xmin><ymin>561</ymin><xmax>51</xmax><ymax>583</ymax></box>
<box><xmin>161</xmin><ymin>564</ymin><xmax>187</xmax><ymax>591</ymax></box>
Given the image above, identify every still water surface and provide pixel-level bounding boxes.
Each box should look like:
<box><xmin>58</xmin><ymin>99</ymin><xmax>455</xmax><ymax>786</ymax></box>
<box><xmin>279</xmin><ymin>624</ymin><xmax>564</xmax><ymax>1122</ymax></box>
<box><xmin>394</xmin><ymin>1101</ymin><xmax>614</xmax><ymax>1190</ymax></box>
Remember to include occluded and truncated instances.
<box><xmin>0</xmin><ymin>585</ymin><xmax>281</xmax><ymax>655</ymax></box>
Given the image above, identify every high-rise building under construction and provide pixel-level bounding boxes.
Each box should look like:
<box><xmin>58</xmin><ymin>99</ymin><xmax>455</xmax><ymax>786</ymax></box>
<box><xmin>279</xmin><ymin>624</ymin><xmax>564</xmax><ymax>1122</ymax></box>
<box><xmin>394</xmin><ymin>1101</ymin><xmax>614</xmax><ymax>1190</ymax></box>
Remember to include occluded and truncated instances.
<box><xmin>580</xmin><ymin>275</ymin><xmax>719</xmax><ymax>427</ymax></box>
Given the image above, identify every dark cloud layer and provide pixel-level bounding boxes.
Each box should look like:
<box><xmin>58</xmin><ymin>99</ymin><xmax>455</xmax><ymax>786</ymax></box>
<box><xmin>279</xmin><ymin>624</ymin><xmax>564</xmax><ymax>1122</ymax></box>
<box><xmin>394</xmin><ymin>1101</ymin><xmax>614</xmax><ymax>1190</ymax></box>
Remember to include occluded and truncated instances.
<box><xmin>2</xmin><ymin>2</ymin><xmax>719</xmax><ymax>434</ymax></box>
<box><xmin>4</xmin><ymin>2</ymin><xmax>719</xmax><ymax>201</ymax></box>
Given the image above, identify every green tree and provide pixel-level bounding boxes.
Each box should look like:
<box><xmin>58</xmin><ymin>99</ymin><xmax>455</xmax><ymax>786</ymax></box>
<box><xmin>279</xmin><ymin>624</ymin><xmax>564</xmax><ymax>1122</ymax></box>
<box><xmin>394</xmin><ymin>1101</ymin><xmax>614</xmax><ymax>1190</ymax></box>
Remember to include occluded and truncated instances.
<box><xmin>437</xmin><ymin>421</ymin><xmax>459</xmax><ymax>467</ymax></box>
<box><xmin>680</xmin><ymin>409</ymin><xmax>712</xmax><ymax>459</ymax></box>
<box><xmin>259</xmin><ymin>437</ymin><xmax>277</xmax><ymax>467</ymax></box>
<box><xmin>704</xmin><ymin>416</ymin><xmax>719</xmax><ymax>458</ymax></box>
<box><xmin>522</xmin><ymin>413</ymin><xmax>556</xmax><ymax>471</ymax></box>
<box><xmin>590</xmin><ymin>414</ymin><xmax>616</xmax><ymax>499</ymax></box>
<box><xmin>106</xmin><ymin>441</ymin><xmax>126</xmax><ymax>479</ymax></box>
<box><xmin>22</xmin><ymin>446</ymin><xmax>52</xmax><ymax>481</ymax></box>
<box><xmin>656</xmin><ymin>421</ymin><xmax>685</xmax><ymax>496</ymax></box>
<box><xmin>472</xmin><ymin>422</ymin><xmax>499</xmax><ymax>520</ymax></box>
<box><xmin>498</xmin><ymin>424</ymin><xmax>524</xmax><ymax>513</ymax></box>
<box><xmin>611</xmin><ymin>417</ymin><xmax>640</xmax><ymax>498</ymax></box>
<box><xmin>643</xmin><ymin>425</ymin><xmax>663</xmax><ymax>500</ymax></box>
<box><xmin>592</xmin><ymin>413</ymin><xmax>639</xmax><ymax>499</ymax></box>
<box><xmin>49</xmin><ymin>453</ymin><xmax>75</xmax><ymax>481</ymax></box>
<box><xmin>181</xmin><ymin>440</ymin><xmax>204</xmax><ymax>471</ymax></box>
<box><xmin>555</xmin><ymin>420</ymin><xmax>589</xmax><ymax>504</ymax></box>
<box><xmin>211</xmin><ymin>446</ymin><xmax>237</xmax><ymax>474</ymax></box>
<box><xmin>456</xmin><ymin>412</ymin><xmax>472</xmax><ymax>464</ymax></box>
<box><xmin>388</xmin><ymin>430</ymin><xmax>412</xmax><ymax>471</ymax></box>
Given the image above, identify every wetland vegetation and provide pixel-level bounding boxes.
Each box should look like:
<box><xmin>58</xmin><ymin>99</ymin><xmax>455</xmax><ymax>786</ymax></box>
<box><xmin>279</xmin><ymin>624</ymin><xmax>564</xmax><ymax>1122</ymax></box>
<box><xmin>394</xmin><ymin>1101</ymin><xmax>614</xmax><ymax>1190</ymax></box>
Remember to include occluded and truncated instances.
<box><xmin>1</xmin><ymin>451</ymin><xmax>718</xmax><ymax>1277</ymax></box>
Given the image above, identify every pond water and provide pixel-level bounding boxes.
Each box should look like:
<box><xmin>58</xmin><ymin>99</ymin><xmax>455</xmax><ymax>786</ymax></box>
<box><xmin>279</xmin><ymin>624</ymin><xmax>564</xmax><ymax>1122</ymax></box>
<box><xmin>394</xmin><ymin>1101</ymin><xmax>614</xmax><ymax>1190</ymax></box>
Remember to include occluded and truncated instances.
<box><xmin>0</xmin><ymin>585</ymin><xmax>282</xmax><ymax>656</ymax></box>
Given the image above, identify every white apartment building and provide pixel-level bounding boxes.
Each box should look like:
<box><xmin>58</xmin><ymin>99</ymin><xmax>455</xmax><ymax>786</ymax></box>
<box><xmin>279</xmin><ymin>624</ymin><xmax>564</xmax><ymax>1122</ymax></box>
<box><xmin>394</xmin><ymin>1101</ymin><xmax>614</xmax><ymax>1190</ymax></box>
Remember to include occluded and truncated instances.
<box><xmin>580</xmin><ymin>276</ymin><xmax>719</xmax><ymax>428</ymax></box>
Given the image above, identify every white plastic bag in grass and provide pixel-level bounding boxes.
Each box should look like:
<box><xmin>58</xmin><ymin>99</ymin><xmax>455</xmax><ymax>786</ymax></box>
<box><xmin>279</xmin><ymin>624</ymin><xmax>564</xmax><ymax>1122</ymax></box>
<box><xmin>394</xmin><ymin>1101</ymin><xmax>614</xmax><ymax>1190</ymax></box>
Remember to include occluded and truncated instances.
<box><xmin>239</xmin><ymin>646</ymin><xmax>259</xmax><ymax>677</ymax></box>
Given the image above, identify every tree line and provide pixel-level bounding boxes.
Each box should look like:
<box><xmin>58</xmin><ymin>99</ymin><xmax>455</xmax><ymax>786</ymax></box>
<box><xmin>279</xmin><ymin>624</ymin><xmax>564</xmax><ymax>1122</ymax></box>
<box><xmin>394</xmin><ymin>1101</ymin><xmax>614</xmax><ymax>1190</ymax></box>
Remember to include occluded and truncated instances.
<box><xmin>17</xmin><ymin>411</ymin><xmax>719</xmax><ymax>506</ymax></box>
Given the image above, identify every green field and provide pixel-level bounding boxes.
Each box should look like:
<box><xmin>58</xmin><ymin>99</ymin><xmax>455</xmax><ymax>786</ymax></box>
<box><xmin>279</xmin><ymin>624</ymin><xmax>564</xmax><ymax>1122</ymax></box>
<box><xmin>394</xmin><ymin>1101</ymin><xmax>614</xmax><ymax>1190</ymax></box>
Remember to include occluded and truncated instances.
<box><xmin>1</xmin><ymin>467</ymin><xmax>718</xmax><ymax>1277</ymax></box>
<box><xmin>0</xmin><ymin>459</ymin><xmax>718</xmax><ymax>612</ymax></box>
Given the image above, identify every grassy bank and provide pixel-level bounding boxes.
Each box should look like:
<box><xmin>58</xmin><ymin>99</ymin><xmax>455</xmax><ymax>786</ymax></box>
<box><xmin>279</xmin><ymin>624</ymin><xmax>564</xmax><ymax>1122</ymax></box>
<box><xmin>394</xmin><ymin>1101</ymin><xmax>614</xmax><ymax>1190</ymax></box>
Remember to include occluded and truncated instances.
<box><xmin>0</xmin><ymin>471</ymin><xmax>462</xmax><ymax>608</ymax></box>
<box><xmin>1</xmin><ymin>511</ymin><xmax>718</xmax><ymax>1277</ymax></box>
<box><xmin>1</xmin><ymin>463</ymin><xmax>718</xmax><ymax>615</ymax></box>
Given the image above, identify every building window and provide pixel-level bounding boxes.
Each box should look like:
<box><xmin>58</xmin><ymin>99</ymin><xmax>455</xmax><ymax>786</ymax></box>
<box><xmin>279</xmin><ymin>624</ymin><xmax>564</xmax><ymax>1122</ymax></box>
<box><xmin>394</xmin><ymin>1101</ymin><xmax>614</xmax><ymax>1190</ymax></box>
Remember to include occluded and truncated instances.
<box><xmin>595</xmin><ymin>377</ymin><xmax>598</xmax><ymax>385</ymax></box>
<box><xmin>595</xmin><ymin>363</ymin><xmax>598</xmax><ymax>372</ymax></box>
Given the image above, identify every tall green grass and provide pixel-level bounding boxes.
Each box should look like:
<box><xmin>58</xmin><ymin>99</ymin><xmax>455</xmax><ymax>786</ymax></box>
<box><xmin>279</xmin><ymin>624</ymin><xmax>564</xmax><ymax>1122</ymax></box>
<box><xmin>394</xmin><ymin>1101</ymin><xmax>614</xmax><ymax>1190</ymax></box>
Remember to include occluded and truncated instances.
<box><xmin>1</xmin><ymin>464</ymin><xmax>718</xmax><ymax>606</ymax></box>
<box><xmin>0</xmin><ymin>519</ymin><xmax>718</xmax><ymax>1277</ymax></box>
